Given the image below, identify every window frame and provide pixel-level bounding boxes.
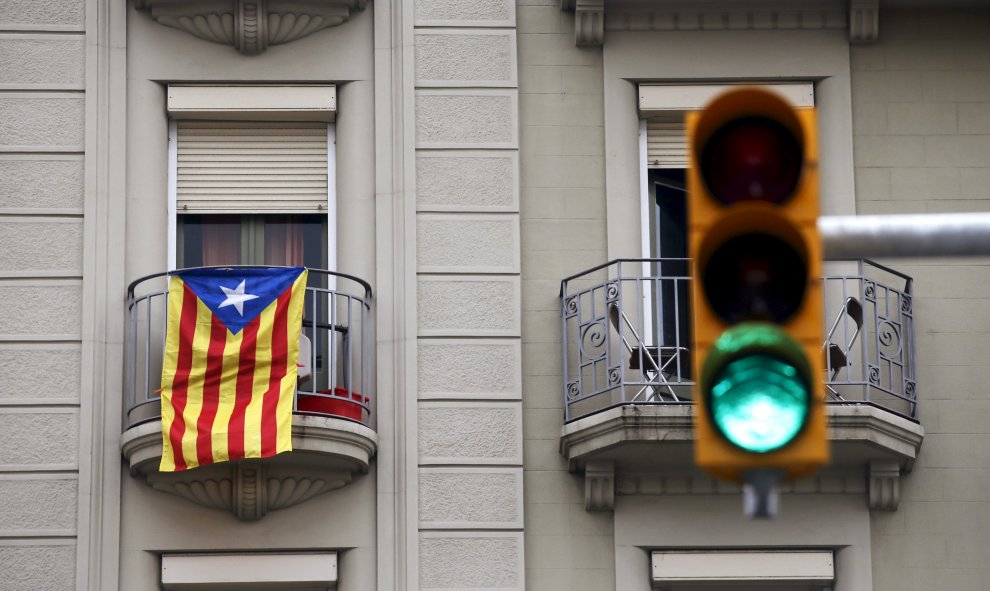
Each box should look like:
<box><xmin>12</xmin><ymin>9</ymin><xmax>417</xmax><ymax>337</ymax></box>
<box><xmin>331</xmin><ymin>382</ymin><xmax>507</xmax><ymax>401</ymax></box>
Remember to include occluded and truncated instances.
<box><xmin>165</xmin><ymin>85</ymin><xmax>337</xmax><ymax>272</ymax></box>
<box><xmin>636</xmin><ymin>82</ymin><xmax>815</xmax><ymax>262</ymax></box>
<box><xmin>634</xmin><ymin>83</ymin><xmax>813</xmax><ymax>348</ymax></box>
<box><xmin>176</xmin><ymin>213</ymin><xmax>329</xmax><ymax>269</ymax></box>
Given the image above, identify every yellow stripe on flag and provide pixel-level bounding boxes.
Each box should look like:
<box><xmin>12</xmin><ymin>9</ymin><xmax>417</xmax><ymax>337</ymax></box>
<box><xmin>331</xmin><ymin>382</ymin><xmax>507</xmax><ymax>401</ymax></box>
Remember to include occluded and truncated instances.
<box><xmin>243</xmin><ymin>299</ymin><xmax>276</xmax><ymax>458</ymax></box>
<box><xmin>212</xmin><ymin>326</ymin><xmax>243</xmax><ymax>464</ymax></box>
<box><xmin>159</xmin><ymin>276</ymin><xmax>188</xmax><ymax>472</ymax></box>
<box><xmin>276</xmin><ymin>270</ymin><xmax>308</xmax><ymax>453</ymax></box>
<box><xmin>178</xmin><ymin>297</ymin><xmax>214</xmax><ymax>469</ymax></box>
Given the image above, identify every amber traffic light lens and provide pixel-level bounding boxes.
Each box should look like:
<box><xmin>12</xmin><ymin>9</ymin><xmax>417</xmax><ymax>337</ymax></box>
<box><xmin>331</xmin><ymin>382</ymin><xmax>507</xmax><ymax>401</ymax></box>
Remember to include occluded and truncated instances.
<box><xmin>702</xmin><ymin>233</ymin><xmax>807</xmax><ymax>324</ymax></box>
<box><xmin>700</xmin><ymin>116</ymin><xmax>802</xmax><ymax>205</ymax></box>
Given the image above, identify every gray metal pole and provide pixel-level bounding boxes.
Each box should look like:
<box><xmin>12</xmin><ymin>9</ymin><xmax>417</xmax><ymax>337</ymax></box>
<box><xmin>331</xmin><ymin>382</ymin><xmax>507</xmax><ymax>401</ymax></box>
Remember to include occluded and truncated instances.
<box><xmin>820</xmin><ymin>212</ymin><xmax>990</xmax><ymax>259</ymax></box>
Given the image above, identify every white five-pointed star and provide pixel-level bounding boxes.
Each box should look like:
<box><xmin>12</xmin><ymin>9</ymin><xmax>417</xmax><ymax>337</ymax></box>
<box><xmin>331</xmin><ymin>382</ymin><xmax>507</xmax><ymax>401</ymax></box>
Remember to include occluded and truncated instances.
<box><xmin>218</xmin><ymin>280</ymin><xmax>259</xmax><ymax>316</ymax></box>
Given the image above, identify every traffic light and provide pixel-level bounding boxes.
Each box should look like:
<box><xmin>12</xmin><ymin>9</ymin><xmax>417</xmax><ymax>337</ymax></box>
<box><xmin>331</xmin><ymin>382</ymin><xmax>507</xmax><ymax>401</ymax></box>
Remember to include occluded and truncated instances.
<box><xmin>687</xmin><ymin>87</ymin><xmax>828</xmax><ymax>489</ymax></box>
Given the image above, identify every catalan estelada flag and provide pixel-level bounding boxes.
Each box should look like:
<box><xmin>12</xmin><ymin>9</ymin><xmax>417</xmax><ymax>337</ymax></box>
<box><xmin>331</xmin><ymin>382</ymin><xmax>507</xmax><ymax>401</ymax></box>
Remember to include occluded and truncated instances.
<box><xmin>159</xmin><ymin>267</ymin><xmax>308</xmax><ymax>472</ymax></box>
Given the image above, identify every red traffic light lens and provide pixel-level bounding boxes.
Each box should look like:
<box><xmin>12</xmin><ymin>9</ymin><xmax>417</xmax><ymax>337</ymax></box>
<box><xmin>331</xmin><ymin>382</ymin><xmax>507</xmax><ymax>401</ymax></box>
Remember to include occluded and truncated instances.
<box><xmin>700</xmin><ymin>116</ymin><xmax>802</xmax><ymax>205</ymax></box>
<box><xmin>701</xmin><ymin>233</ymin><xmax>807</xmax><ymax>324</ymax></box>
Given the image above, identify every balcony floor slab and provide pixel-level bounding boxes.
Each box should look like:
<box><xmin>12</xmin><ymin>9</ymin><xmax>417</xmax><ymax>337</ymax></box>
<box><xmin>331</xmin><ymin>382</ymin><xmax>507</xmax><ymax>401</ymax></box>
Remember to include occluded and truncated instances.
<box><xmin>560</xmin><ymin>403</ymin><xmax>923</xmax><ymax>511</ymax></box>
<box><xmin>121</xmin><ymin>414</ymin><xmax>377</xmax><ymax>520</ymax></box>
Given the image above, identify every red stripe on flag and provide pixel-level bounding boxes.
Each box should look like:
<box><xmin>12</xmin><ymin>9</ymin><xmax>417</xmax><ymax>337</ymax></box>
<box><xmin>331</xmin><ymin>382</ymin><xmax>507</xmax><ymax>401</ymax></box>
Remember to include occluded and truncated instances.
<box><xmin>168</xmin><ymin>283</ymin><xmax>200</xmax><ymax>471</ymax></box>
<box><xmin>195</xmin><ymin>316</ymin><xmax>228</xmax><ymax>466</ymax></box>
<box><xmin>227</xmin><ymin>314</ymin><xmax>260</xmax><ymax>461</ymax></box>
<box><xmin>260</xmin><ymin>289</ymin><xmax>292</xmax><ymax>456</ymax></box>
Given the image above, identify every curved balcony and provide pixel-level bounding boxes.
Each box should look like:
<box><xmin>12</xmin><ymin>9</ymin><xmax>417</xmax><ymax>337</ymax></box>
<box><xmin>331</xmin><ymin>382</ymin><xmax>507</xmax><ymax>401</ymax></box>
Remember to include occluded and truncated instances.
<box><xmin>120</xmin><ymin>267</ymin><xmax>376</xmax><ymax>520</ymax></box>
<box><xmin>559</xmin><ymin>259</ymin><xmax>923</xmax><ymax>511</ymax></box>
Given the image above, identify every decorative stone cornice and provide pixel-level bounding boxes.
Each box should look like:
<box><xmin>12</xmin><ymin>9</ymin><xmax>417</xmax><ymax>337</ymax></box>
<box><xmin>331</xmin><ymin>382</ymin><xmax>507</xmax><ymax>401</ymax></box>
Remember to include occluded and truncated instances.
<box><xmin>616</xmin><ymin>469</ymin><xmax>868</xmax><ymax>497</ymax></box>
<box><xmin>604</xmin><ymin>6</ymin><xmax>848</xmax><ymax>35</ymax></box>
<box><xmin>121</xmin><ymin>414</ymin><xmax>377</xmax><ymax>520</ymax></box>
<box><xmin>133</xmin><ymin>0</ymin><xmax>367</xmax><ymax>55</ymax></box>
<box><xmin>560</xmin><ymin>0</ymin><xmax>879</xmax><ymax>46</ymax></box>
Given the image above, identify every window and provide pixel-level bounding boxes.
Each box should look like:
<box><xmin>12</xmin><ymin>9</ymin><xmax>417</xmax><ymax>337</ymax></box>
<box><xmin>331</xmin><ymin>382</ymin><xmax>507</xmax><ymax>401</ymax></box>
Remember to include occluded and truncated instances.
<box><xmin>636</xmin><ymin>84</ymin><xmax>814</xmax><ymax>372</ymax></box>
<box><xmin>639</xmin><ymin>84</ymin><xmax>814</xmax><ymax>261</ymax></box>
<box><xmin>166</xmin><ymin>85</ymin><xmax>337</xmax><ymax>271</ymax></box>
<box><xmin>178</xmin><ymin>214</ymin><xmax>326</xmax><ymax>268</ymax></box>
<box><xmin>165</xmin><ymin>85</ymin><xmax>343</xmax><ymax>387</ymax></box>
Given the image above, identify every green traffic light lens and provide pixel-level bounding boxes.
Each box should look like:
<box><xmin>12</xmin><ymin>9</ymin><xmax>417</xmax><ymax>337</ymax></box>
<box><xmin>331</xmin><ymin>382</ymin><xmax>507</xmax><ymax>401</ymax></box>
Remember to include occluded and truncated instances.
<box><xmin>703</xmin><ymin>323</ymin><xmax>812</xmax><ymax>453</ymax></box>
<box><xmin>710</xmin><ymin>354</ymin><xmax>809</xmax><ymax>453</ymax></box>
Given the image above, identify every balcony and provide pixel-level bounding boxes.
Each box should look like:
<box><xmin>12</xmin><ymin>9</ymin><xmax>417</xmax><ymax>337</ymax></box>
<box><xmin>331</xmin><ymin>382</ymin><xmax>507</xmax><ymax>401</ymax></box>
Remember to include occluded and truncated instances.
<box><xmin>120</xmin><ymin>267</ymin><xmax>376</xmax><ymax>520</ymax></box>
<box><xmin>559</xmin><ymin>259</ymin><xmax>924</xmax><ymax>511</ymax></box>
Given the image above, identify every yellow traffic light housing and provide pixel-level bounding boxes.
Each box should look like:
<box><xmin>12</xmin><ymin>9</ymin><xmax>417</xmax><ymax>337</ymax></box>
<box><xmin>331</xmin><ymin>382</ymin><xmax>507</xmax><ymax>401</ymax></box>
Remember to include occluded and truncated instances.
<box><xmin>687</xmin><ymin>87</ymin><xmax>828</xmax><ymax>486</ymax></box>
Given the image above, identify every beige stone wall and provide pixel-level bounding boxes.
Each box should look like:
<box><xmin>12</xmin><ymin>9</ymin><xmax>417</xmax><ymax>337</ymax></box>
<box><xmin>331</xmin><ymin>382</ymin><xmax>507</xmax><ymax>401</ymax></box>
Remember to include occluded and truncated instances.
<box><xmin>0</xmin><ymin>1</ymin><xmax>86</xmax><ymax>588</ymax></box>
<box><xmin>413</xmin><ymin>0</ymin><xmax>528</xmax><ymax>587</ymax></box>
<box><xmin>851</xmin><ymin>8</ymin><xmax>990</xmax><ymax>590</ymax></box>
<box><xmin>517</xmin><ymin>4</ymin><xmax>615</xmax><ymax>591</ymax></box>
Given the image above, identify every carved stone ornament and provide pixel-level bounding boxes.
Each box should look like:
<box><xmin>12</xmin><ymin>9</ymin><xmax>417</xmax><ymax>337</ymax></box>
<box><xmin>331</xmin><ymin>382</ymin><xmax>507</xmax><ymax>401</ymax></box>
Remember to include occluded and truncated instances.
<box><xmin>584</xmin><ymin>460</ymin><xmax>615</xmax><ymax>511</ymax></box>
<box><xmin>146</xmin><ymin>460</ymin><xmax>354</xmax><ymax>521</ymax></box>
<box><xmin>134</xmin><ymin>0</ymin><xmax>367</xmax><ymax>55</ymax></box>
<box><xmin>121</xmin><ymin>414</ymin><xmax>377</xmax><ymax>520</ymax></box>
<box><xmin>868</xmin><ymin>459</ymin><xmax>900</xmax><ymax>511</ymax></box>
<box><xmin>561</xmin><ymin>0</ymin><xmax>604</xmax><ymax>46</ymax></box>
<box><xmin>849</xmin><ymin>0</ymin><xmax>880</xmax><ymax>44</ymax></box>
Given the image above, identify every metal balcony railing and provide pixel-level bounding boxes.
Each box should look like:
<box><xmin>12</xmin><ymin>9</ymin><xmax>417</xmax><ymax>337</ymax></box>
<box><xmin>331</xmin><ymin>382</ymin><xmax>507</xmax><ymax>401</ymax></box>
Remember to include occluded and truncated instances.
<box><xmin>560</xmin><ymin>259</ymin><xmax>916</xmax><ymax>423</ymax></box>
<box><xmin>125</xmin><ymin>267</ymin><xmax>373</xmax><ymax>429</ymax></box>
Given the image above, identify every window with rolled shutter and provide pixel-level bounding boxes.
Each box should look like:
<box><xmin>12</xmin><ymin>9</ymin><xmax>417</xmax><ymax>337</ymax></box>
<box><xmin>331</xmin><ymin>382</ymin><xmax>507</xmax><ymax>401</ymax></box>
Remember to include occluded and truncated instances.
<box><xmin>175</xmin><ymin>120</ymin><xmax>330</xmax><ymax>214</ymax></box>
<box><xmin>165</xmin><ymin>85</ymin><xmax>337</xmax><ymax>270</ymax></box>
<box><xmin>638</xmin><ymin>84</ymin><xmax>815</xmax><ymax>352</ymax></box>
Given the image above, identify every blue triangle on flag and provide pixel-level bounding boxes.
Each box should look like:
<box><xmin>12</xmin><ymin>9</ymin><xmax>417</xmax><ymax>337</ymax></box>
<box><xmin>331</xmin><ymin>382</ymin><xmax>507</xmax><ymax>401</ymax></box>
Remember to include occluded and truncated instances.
<box><xmin>176</xmin><ymin>267</ymin><xmax>306</xmax><ymax>334</ymax></box>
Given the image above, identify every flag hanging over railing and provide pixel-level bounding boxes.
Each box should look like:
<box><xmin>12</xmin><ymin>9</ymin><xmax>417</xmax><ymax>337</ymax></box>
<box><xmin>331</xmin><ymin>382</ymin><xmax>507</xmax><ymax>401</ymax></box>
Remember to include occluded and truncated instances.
<box><xmin>159</xmin><ymin>267</ymin><xmax>308</xmax><ymax>472</ymax></box>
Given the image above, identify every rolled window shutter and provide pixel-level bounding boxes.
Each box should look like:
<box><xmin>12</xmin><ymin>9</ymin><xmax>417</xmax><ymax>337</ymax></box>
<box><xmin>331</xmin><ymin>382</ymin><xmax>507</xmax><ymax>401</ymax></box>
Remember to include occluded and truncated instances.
<box><xmin>176</xmin><ymin>120</ymin><xmax>328</xmax><ymax>213</ymax></box>
<box><xmin>646</xmin><ymin>113</ymin><xmax>687</xmax><ymax>169</ymax></box>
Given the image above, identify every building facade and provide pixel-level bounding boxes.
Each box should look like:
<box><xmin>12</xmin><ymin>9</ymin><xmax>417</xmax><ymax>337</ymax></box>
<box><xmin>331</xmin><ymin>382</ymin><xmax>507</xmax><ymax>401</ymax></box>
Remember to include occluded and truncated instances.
<box><xmin>0</xmin><ymin>0</ymin><xmax>988</xmax><ymax>589</ymax></box>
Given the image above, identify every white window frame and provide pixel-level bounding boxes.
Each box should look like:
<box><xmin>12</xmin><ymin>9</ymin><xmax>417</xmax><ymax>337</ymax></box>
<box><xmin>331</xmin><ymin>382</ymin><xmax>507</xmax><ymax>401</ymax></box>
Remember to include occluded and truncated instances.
<box><xmin>165</xmin><ymin>85</ymin><xmax>337</xmax><ymax>273</ymax></box>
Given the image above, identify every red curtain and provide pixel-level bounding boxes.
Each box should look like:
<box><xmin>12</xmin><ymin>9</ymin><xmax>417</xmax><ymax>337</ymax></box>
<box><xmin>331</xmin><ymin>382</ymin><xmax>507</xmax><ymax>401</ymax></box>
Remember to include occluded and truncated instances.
<box><xmin>194</xmin><ymin>215</ymin><xmax>307</xmax><ymax>266</ymax></box>
<box><xmin>264</xmin><ymin>216</ymin><xmax>305</xmax><ymax>266</ymax></box>
<box><xmin>200</xmin><ymin>216</ymin><xmax>241</xmax><ymax>266</ymax></box>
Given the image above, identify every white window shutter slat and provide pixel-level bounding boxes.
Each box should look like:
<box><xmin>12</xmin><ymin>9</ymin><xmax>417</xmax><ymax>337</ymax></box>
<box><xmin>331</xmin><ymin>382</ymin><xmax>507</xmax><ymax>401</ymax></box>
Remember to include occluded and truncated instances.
<box><xmin>176</xmin><ymin>120</ymin><xmax>329</xmax><ymax>213</ymax></box>
<box><xmin>646</xmin><ymin>113</ymin><xmax>687</xmax><ymax>169</ymax></box>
